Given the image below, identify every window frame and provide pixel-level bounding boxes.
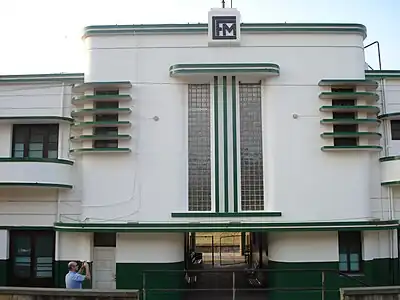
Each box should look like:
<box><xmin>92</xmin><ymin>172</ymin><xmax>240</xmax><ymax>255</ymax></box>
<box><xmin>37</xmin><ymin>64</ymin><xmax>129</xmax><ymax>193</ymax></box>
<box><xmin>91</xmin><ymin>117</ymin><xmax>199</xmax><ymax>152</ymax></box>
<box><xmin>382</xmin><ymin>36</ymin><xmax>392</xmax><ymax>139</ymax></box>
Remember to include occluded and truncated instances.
<box><xmin>338</xmin><ymin>231</ymin><xmax>363</xmax><ymax>273</ymax></box>
<box><xmin>12</xmin><ymin>124</ymin><xmax>59</xmax><ymax>159</ymax></box>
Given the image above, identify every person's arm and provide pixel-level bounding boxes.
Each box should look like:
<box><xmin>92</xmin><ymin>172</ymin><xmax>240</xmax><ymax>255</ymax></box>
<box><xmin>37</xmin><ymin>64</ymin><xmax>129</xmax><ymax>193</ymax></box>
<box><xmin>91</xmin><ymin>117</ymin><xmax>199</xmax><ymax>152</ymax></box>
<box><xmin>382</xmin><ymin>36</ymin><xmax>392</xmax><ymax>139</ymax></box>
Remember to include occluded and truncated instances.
<box><xmin>84</xmin><ymin>262</ymin><xmax>91</xmax><ymax>280</ymax></box>
<box><xmin>71</xmin><ymin>273</ymin><xmax>86</xmax><ymax>283</ymax></box>
<box><xmin>77</xmin><ymin>261</ymin><xmax>86</xmax><ymax>274</ymax></box>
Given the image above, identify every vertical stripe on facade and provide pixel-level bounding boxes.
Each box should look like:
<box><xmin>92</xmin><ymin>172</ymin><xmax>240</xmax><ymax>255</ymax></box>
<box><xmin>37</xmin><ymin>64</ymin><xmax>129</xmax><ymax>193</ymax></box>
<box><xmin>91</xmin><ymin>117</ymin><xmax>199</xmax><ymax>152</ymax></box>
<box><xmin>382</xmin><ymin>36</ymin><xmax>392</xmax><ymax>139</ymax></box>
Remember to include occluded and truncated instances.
<box><xmin>213</xmin><ymin>77</ymin><xmax>220</xmax><ymax>212</ymax></box>
<box><xmin>187</xmin><ymin>84</ymin><xmax>211</xmax><ymax>211</ymax></box>
<box><xmin>231</xmin><ymin>76</ymin><xmax>239</xmax><ymax>212</ymax></box>
<box><xmin>239</xmin><ymin>82</ymin><xmax>265</xmax><ymax>211</ymax></box>
<box><xmin>222</xmin><ymin>76</ymin><xmax>229</xmax><ymax>212</ymax></box>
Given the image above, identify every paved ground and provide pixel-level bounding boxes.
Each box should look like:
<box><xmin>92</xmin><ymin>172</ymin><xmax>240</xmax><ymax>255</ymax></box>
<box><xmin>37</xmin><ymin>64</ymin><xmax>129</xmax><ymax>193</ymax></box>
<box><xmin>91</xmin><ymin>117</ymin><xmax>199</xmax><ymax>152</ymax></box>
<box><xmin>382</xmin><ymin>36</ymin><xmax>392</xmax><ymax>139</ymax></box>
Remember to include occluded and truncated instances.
<box><xmin>184</xmin><ymin>264</ymin><xmax>268</xmax><ymax>300</ymax></box>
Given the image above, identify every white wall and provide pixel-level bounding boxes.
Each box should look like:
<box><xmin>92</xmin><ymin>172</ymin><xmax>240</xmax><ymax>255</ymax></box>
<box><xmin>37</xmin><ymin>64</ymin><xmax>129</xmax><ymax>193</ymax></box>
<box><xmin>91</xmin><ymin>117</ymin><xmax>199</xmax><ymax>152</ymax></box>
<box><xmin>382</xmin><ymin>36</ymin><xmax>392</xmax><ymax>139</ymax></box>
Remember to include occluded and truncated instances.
<box><xmin>269</xmin><ymin>231</ymin><xmax>392</xmax><ymax>263</ymax></box>
<box><xmin>268</xmin><ymin>232</ymin><xmax>339</xmax><ymax>262</ymax></box>
<box><xmin>79</xmin><ymin>29</ymin><xmax>368</xmax><ymax>222</ymax></box>
<box><xmin>383</xmin><ymin>79</ymin><xmax>400</xmax><ymax>155</ymax></box>
<box><xmin>57</xmin><ymin>232</ymin><xmax>93</xmax><ymax>262</ymax></box>
<box><xmin>116</xmin><ymin>233</ymin><xmax>184</xmax><ymax>263</ymax></box>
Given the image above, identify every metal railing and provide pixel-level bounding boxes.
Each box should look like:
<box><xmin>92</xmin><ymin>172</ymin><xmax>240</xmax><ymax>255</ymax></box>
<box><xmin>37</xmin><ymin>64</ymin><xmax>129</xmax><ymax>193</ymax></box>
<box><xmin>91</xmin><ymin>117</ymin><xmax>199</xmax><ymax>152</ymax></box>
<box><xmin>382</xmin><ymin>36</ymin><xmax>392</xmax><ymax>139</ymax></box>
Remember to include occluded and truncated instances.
<box><xmin>141</xmin><ymin>268</ymin><xmax>370</xmax><ymax>300</ymax></box>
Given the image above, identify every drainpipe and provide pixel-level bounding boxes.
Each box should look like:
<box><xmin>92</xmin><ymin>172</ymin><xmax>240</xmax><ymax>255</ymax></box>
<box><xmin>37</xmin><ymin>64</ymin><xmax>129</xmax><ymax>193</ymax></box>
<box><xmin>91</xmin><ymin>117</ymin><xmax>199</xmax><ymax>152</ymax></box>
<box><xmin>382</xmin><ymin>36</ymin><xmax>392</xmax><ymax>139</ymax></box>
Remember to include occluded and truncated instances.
<box><xmin>57</xmin><ymin>83</ymin><xmax>66</xmax><ymax>223</ymax></box>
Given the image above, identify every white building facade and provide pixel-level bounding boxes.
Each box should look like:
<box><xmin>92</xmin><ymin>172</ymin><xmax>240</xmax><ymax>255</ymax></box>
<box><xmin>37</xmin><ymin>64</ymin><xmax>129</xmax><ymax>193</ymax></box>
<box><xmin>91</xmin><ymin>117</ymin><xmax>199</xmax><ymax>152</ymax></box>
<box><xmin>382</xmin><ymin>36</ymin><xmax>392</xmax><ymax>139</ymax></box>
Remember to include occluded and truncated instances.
<box><xmin>0</xmin><ymin>7</ymin><xmax>399</xmax><ymax>300</ymax></box>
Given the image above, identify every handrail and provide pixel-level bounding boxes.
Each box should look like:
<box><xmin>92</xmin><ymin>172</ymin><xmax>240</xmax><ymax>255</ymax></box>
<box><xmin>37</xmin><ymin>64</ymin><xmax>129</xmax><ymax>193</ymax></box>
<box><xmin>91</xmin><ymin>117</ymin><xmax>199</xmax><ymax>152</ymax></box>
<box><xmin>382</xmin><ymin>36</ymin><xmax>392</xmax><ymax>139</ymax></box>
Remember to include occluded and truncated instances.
<box><xmin>142</xmin><ymin>268</ymin><xmax>371</xmax><ymax>299</ymax></box>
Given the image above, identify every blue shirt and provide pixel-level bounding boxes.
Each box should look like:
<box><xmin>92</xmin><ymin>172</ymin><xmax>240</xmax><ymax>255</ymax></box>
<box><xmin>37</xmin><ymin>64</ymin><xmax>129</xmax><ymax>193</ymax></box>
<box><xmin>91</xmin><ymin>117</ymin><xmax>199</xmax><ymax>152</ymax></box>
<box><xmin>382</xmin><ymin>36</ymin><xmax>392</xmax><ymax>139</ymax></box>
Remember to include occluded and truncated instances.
<box><xmin>65</xmin><ymin>271</ymin><xmax>85</xmax><ymax>289</ymax></box>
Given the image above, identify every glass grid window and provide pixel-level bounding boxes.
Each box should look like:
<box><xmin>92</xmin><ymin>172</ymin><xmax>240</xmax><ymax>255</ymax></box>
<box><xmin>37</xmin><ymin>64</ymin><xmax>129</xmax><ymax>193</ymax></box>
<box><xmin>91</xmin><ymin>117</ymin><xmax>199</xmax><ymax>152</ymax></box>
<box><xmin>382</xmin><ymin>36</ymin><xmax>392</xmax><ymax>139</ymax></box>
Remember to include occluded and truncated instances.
<box><xmin>239</xmin><ymin>83</ymin><xmax>264</xmax><ymax>211</ymax></box>
<box><xmin>338</xmin><ymin>231</ymin><xmax>362</xmax><ymax>273</ymax></box>
<box><xmin>188</xmin><ymin>84</ymin><xmax>212</xmax><ymax>211</ymax></box>
<box><xmin>12</xmin><ymin>124</ymin><xmax>59</xmax><ymax>159</ymax></box>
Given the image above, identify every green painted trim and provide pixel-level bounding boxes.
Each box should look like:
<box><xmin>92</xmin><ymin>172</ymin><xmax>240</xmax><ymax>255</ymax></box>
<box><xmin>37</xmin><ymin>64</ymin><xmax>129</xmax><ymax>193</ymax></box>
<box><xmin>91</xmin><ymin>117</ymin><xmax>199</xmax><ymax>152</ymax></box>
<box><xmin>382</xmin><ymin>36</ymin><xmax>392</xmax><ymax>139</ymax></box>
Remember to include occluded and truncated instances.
<box><xmin>54</xmin><ymin>220</ymin><xmax>398</xmax><ymax>233</ymax></box>
<box><xmin>382</xmin><ymin>181</ymin><xmax>400</xmax><ymax>186</ymax></box>
<box><xmin>73</xmin><ymin>81</ymin><xmax>132</xmax><ymax>90</ymax></box>
<box><xmin>321</xmin><ymin>146</ymin><xmax>382</xmax><ymax>151</ymax></box>
<box><xmin>378</xmin><ymin>112</ymin><xmax>400</xmax><ymax>119</ymax></box>
<box><xmin>319</xmin><ymin>92</ymin><xmax>379</xmax><ymax>101</ymax></box>
<box><xmin>170</xmin><ymin>63</ymin><xmax>280</xmax><ymax>70</ymax></box>
<box><xmin>71</xmin><ymin>108</ymin><xmax>131</xmax><ymax>115</ymax></box>
<box><xmin>170</xmin><ymin>67</ymin><xmax>279</xmax><ymax>76</ymax></box>
<box><xmin>171</xmin><ymin>212</ymin><xmax>282</xmax><ymax>217</ymax></box>
<box><xmin>0</xmin><ymin>182</ymin><xmax>72</xmax><ymax>189</ymax></box>
<box><xmin>0</xmin><ymin>116</ymin><xmax>73</xmax><ymax>122</ymax></box>
<box><xmin>319</xmin><ymin>105</ymin><xmax>379</xmax><ymax>113</ymax></box>
<box><xmin>223</xmin><ymin>76</ymin><xmax>229</xmax><ymax>213</ymax></box>
<box><xmin>232</xmin><ymin>76</ymin><xmax>239</xmax><ymax>213</ymax></box>
<box><xmin>320</xmin><ymin>118</ymin><xmax>380</xmax><ymax>124</ymax></box>
<box><xmin>71</xmin><ymin>134</ymin><xmax>131</xmax><ymax>141</ymax></box>
<box><xmin>0</xmin><ymin>73</ymin><xmax>83</xmax><ymax>84</ymax></box>
<box><xmin>73</xmin><ymin>121</ymin><xmax>131</xmax><ymax>127</ymax></box>
<box><xmin>0</xmin><ymin>157</ymin><xmax>73</xmax><ymax>165</ymax></box>
<box><xmin>380</xmin><ymin>156</ymin><xmax>400</xmax><ymax>162</ymax></box>
<box><xmin>84</xmin><ymin>23</ymin><xmax>367</xmax><ymax>39</ymax></box>
<box><xmin>318</xmin><ymin>79</ymin><xmax>378</xmax><ymax>89</ymax></box>
<box><xmin>0</xmin><ymin>226</ymin><xmax>54</xmax><ymax>230</ymax></box>
<box><xmin>365</xmin><ymin>70</ymin><xmax>400</xmax><ymax>79</ymax></box>
<box><xmin>169</xmin><ymin>63</ymin><xmax>280</xmax><ymax>76</ymax></box>
<box><xmin>213</xmin><ymin>76</ymin><xmax>220</xmax><ymax>213</ymax></box>
<box><xmin>70</xmin><ymin>148</ymin><xmax>131</xmax><ymax>153</ymax></box>
<box><xmin>320</xmin><ymin>132</ymin><xmax>381</xmax><ymax>138</ymax></box>
<box><xmin>72</xmin><ymin>94</ymin><xmax>132</xmax><ymax>102</ymax></box>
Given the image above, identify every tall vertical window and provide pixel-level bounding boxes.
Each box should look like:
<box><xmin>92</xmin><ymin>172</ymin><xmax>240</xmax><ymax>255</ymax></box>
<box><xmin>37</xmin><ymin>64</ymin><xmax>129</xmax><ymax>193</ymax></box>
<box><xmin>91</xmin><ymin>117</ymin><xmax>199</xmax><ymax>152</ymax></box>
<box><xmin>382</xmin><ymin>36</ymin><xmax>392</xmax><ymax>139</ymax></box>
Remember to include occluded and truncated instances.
<box><xmin>338</xmin><ymin>231</ymin><xmax>362</xmax><ymax>273</ymax></box>
<box><xmin>12</xmin><ymin>124</ymin><xmax>59</xmax><ymax>159</ymax></box>
<box><xmin>188</xmin><ymin>84</ymin><xmax>211</xmax><ymax>211</ymax></box>
<box><xmin>239</xmin><ymin>82</ymin><xmax>264</xmax><ymax>211</ymax></box>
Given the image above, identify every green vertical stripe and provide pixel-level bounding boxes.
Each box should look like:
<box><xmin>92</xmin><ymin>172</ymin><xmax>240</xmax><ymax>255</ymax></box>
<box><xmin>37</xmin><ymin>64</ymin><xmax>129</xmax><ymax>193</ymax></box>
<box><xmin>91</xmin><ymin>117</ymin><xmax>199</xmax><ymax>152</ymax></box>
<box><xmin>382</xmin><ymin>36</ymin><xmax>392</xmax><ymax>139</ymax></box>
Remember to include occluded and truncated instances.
<box><xmin>232</xmin><ymin>76</ymin><xmax>239</xmax><ymax>212</ymax></box>
<box><xmin>213</xmin><ymin>77</ymin><xmax>220</xmax><ymax>213</ymax></box>
<box><xmin>223</xmin><ymin>76</ymin><xmax>229</xmax><ymax>212</ymax></box>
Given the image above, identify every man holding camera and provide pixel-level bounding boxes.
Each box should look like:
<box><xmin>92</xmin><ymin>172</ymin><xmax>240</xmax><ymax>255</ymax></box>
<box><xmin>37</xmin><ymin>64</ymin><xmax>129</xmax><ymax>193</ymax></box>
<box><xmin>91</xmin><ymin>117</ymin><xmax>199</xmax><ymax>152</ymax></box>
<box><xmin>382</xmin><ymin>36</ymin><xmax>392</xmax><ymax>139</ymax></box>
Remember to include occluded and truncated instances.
<box><xmin>65</xmin><ymin>261</ymin><xmax>91</xmax><ymax>289</ymax></box>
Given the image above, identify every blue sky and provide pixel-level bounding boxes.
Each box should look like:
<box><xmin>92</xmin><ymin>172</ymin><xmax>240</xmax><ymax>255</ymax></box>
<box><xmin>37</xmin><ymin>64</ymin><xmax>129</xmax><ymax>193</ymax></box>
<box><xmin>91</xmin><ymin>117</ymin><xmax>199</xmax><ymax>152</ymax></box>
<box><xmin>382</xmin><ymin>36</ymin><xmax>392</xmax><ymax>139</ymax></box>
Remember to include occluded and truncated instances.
<box><xmin>0</xmin><ymin>0</ymin><xmax>398</xmax><ymax>75</ymax></box>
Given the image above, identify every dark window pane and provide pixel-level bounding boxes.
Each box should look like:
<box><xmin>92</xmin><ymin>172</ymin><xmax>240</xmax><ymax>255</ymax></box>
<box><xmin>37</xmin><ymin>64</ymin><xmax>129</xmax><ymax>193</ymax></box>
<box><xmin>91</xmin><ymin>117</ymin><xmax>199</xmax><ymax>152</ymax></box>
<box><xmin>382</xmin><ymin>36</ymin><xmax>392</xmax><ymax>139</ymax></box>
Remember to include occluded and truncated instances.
<box><xmin>391</xmin><ymin>120</ymin><xmax>400</xmax><ymax>140</ymax></box>
<box><xmin>94</xmin><ymin>90</ymin><xmax>119</xmax><ymax>95</ymax></box>
<box><xmin>95</xmin><ymin>114</ymin><xmax>118</xmax><ymax>122</ymax></box>
<box><xmin>95</xmin><ymin>127</ymin><xmax>118</xmax><ymax>135</ymax></box>
<box><xmin>96</xmin><ymin>101</ymin><xmax>119</xmax><ymax>109</ymax></box>
<box><xmin>331</xmin><ymin>88</ymin><xmax>355</xmax><ymax>93</ymax></box>
<box><xmin>333</xmin><ymin>112</ymin><xmax>355</xmax><ymax>119</ymax></box>
<box><xmin>334</xmin><ymin>138</ymin><xmax>357</xmax><ymax>146</ymax></box>
<box><xmin>94</xmin><ymin>233</ymin><xmax>116</xmax><ymax>247</ymax></box>
<box><xmin>12</xmin><ymin>124</ymin><xmax>59</xmax><ymax>159</ymax></box>
<box><xmin>94</xmin><ymin>140</ymin><xmax>118</xmax><ymax>148</ymax></box>
<box><xmin>13</xmin><ymin>235</ymin><xmax>32</xmax><ymax>278</ymax></box>
<box><xmin>334</xmin><ymin>124</ymin><xmax>358</xmax><ymax>132</ymax></box>
<box><xmin>35</xmin><ymin>235</ymin><xmax>53</xmax><ymax>278</ymax></box>
<box><xmin>332</xmin><ymin>99</ymin><xmax>355</xmax><ymax>106</ymax></box>
<box><xmin>338</xmin><ymin>231</ymin><xmax>362</xmax><ymax>272</ymax></box>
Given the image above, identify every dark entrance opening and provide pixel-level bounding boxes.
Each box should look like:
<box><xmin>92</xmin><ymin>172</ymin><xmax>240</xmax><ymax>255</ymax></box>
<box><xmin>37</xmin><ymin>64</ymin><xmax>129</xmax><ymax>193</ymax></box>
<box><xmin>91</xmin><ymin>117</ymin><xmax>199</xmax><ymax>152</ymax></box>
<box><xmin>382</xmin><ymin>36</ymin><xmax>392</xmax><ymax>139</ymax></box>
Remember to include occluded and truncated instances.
<box><xmin>8</xmin><ymin>230</ymin><xmax>55</xmax><ymax>287</ymax></box>
<box><xmin>184</xmin><ymin>232</ymin><xmax>268</xmax><ymax>300</ymax></box>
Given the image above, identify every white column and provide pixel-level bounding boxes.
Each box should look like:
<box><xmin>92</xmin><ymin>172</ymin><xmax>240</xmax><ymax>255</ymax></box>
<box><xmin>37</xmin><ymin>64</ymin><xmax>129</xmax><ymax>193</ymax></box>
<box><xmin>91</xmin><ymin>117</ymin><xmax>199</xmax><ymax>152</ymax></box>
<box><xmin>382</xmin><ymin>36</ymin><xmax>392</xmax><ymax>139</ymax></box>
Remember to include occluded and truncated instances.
<box><xmin>0</xmin><ymin>230</ymin><xmax>9</xmax><ymax>261</ymax></box>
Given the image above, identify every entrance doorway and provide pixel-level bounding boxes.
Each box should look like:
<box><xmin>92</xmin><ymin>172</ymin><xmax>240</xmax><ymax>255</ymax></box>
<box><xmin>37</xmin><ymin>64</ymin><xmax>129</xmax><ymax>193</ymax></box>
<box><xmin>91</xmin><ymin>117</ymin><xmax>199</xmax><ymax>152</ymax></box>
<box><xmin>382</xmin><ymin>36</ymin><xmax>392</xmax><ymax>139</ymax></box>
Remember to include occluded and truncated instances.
<box><xmin>9</xmin><ymin>230</ymin><xmax>55</xmax><ymax>287</ymax></box>
<box><xmin>92</xmin><ymin>233</ymin><xmax>116</xmax><ymax>289</ymax></box>
<box><xmin>184</xmin><ymin>232</ymin><xmax>268</xmax><ymax>300</ymax></box>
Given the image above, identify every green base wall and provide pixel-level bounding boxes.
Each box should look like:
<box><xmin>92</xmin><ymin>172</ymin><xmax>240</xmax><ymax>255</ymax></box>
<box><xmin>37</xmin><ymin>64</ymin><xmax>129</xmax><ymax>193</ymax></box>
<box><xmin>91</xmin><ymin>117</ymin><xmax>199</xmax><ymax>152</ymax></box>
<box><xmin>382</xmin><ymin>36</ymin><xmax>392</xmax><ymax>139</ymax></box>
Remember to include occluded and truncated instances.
<box><xmin>267</xmin><ymin>259</ymin><xmax>398</xmax><ymax>300</ymax></box>
<box><xmin>54</xmin><ymin>260</ymin><xmax>92</xmax><ymax>289</ymax></box>
<box><xmin>116</xmin><ymin>261</ymin><xmax>185</xmax><ymax>300</ymax></box>
<box><xmin>0</xmin><ymin>260</ymin><xmax>7</xmax><ymax>286</ymax></box>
